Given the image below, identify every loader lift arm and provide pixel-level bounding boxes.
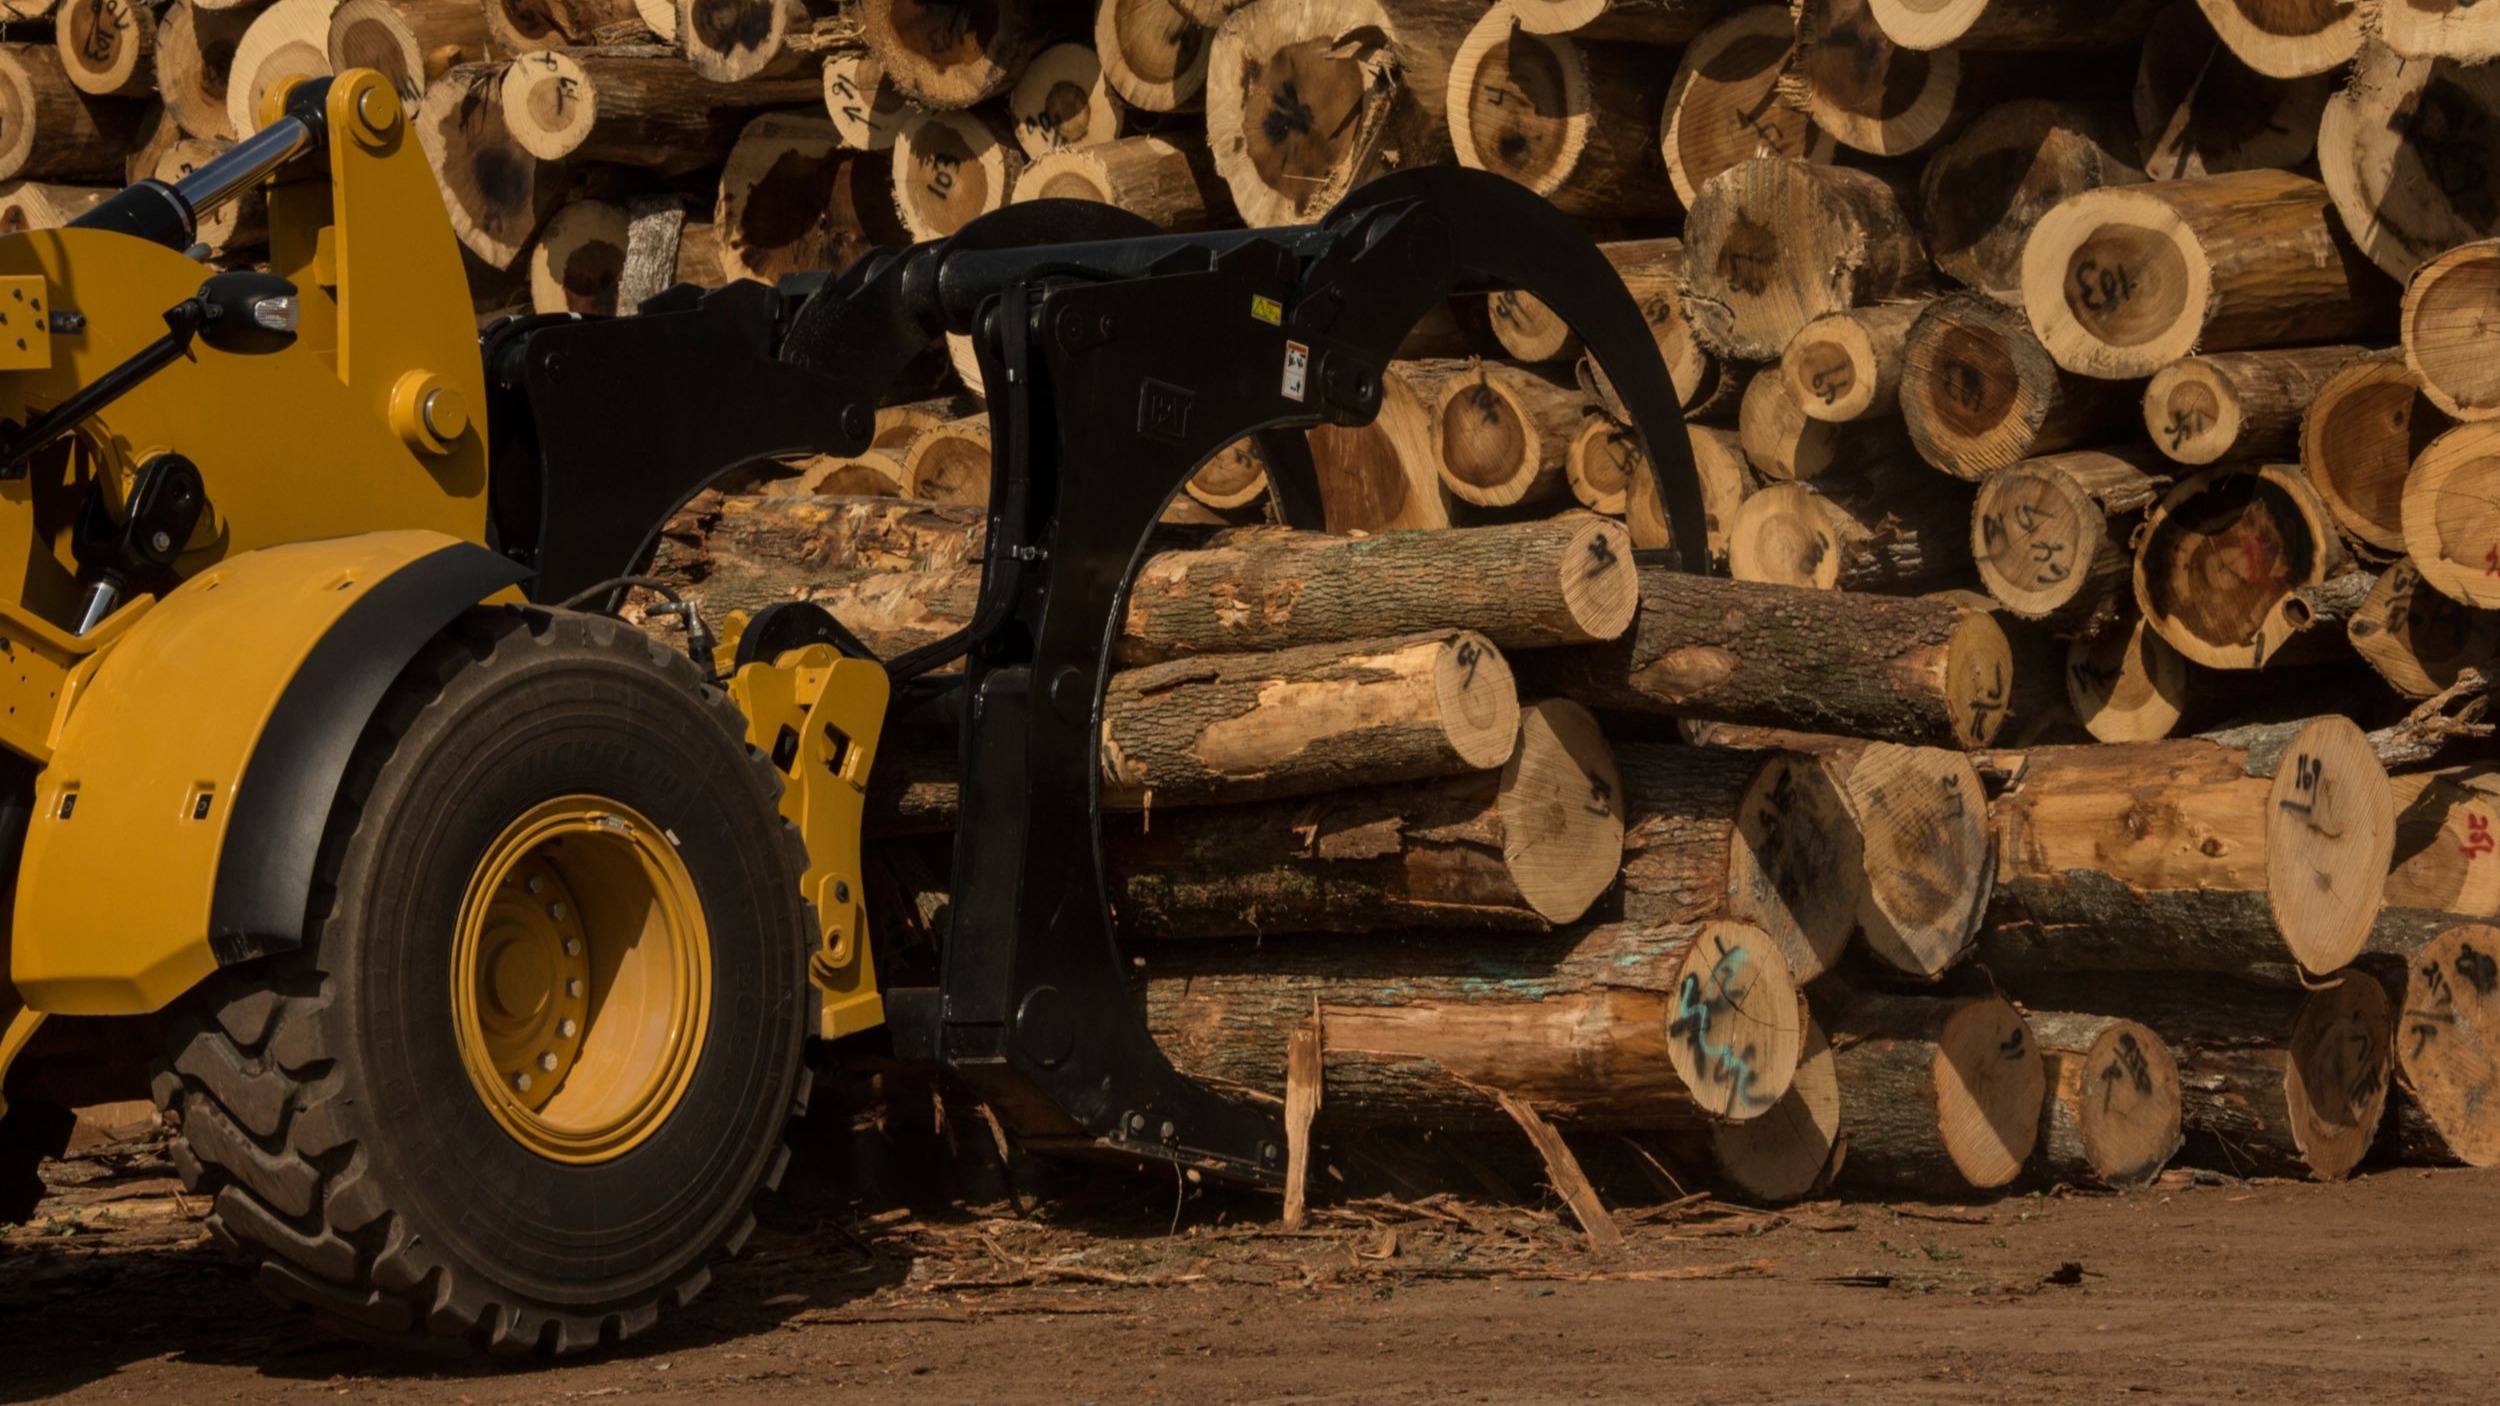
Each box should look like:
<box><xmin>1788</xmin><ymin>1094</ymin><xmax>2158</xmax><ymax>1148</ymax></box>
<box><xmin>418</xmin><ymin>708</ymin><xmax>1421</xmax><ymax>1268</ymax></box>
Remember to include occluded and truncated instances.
<box><xmin>493</xmin><ymin>168</ymin><xmax>1702</xmax><ymax>1184</ymax></box>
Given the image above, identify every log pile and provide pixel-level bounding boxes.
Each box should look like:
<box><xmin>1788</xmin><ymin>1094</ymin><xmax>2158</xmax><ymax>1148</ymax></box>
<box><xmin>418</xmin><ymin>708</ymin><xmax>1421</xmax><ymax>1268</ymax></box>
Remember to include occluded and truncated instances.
<box><xmin>31</xmin><ymin>0</ymin><xmax>2500</xmax><ymax>1216</ymax></box>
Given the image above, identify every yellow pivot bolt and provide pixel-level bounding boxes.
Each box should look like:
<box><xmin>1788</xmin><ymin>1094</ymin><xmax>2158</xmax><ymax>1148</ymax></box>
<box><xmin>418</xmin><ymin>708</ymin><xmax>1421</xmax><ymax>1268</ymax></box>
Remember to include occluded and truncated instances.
<box><xmin>389</xmin><ymin>371</ymin><xmax>469</xmax><ymax>456</ymax></box>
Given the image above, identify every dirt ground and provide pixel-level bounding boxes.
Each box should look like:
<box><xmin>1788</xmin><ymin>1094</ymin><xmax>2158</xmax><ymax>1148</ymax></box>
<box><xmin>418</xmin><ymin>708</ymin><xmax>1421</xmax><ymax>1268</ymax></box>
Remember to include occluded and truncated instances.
<box><xmin>5</xmin><ymin>1116</ymin><xmax>2494</xmax><ymax>1406</ymax></box>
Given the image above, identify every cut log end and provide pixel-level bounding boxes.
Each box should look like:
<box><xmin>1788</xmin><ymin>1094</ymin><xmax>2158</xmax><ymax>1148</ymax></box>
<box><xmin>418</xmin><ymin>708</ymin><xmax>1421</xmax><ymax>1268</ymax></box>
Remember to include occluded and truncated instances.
<box><xmin>2190</xmin><ymin>0</ymin><xmax>2361</xmax><ymax>79</ymax></box>
<box><xmin>823</xmin><ymin>49</ymin><xmax>911</xmax><ymax>151</ymax></box>
<box><xmin>2403</xmin><ymin>239</ymin><xmax>2500</xmax><ymax>423</ymax></box>
<box><xmin>2142</xmin><ymin>358</ymin><xmax>2246</xmax><ymax>466</ymax></box>
<box><xmin>2404</xmin><ymin>422</ymin><xmax>2500</xmax><ymax>611</ymax></box>
<box><xmin>2265</xmin><ymin>716</ymin><xmax>2396</xmax><ymax>978</ymax></box>
<box><xmin>528</xmin><ymin>199</ymin><xmax>628</xmax><ymax>316</ymax></box>
<box><xmin>2135</xmin><ymin>464</ymin><xmax>2347</xmax><ymax>669</ymax></box>
<box><xmin>1840</xmin><ymin>743</ymin><xmax>1992</xmax><ymax>978</ymax></box>
<box><xmin>2350</xmin><ymin>558</ymin><xmax>2500</xmax><ymax>699</ymax></box>
<box><xmin>1660</xmin><ymin>5</ymin><xmax>1825</xmax><ymax>207</ymax></box>
<box><xmin>1681</xmin><ymin>158</ymin><xmax>1930</xmax><ymax>362</ymax></box>
<box><xmin>2065</xmin><ymin>618</ymin><xmax>2190</xmax><ymax>743</ymax></box>
<box><xmin>1935</xmin><ymin>995</ymin><xmax>2047</xmax><ymax>1187</ymax></box>
<box><xmin>860</xmin><ymin>0</ymin><xmax>1044</xmax><ymax>110</ymax></box>
<box><xmin>1094</xmin><ymin>0</ymin><xmax>1209</xmax><ymax>113</ymax></box>
<box><xmin>2401</xmin><ymin>923</ymin><xmax>2500</xmax><ymax>1167</ymax></box>
<box><xmin>1793</xmin><ymin>0</ymin><xmax>1962</xmax><ymax>157</ymax></box>
<box><xmin>2306</xmin><ymin>355</ymin><xmax>2448</xmax><ymax>554</ymax></box>
<box><xmin>1726</xmin><ymin>751</ymin><xmax>1863</xmax><ymax>982</ymax></box>
<box><xmin>891</xmin><ymin>109</ymin><xmax>1020</xmax><ymax>240</ymax></box>
<box><xmin>1711</xmin><ymin>1013</ymin><xmax>1840</xmax><ymax>1201</ymax></box>
<box><xmin>2031</xmin><ymin>1011</ymin><xmax>2184</xmax><ymax>1189</ymax></box>
<box><xmin>1008</xmin><ymin>42</ymin><xmax>1123</xmax><ymax>157</ymax></box>
<box><xmin>1500</xmin><ymin>699</ymin><xmax>1628</xmax><ymax>927</ymax></box>
<box><xmin>1667</xmin><ymin>920</ymin><xmax>1804</xmax><ymax>1123</ymax></box>
<box><xmin>2286</xmin><ymin>971</ymin><xmax>2394</xmax><ymax>1180</ymax></box>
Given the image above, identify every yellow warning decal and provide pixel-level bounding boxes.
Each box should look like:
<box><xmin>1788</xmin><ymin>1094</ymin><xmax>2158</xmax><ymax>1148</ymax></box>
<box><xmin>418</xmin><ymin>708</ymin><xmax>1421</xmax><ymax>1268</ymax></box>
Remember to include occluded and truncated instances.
<box><xmin>1251</xmin><ymin>294</ymin><xmax>1283</xmax><ymax>326</ymax></box>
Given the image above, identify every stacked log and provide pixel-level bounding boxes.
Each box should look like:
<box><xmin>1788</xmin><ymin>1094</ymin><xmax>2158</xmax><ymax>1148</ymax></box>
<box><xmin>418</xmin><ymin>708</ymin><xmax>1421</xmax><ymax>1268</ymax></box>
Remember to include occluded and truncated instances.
<box><xmin>45</xmin><ymin>0</ymin><xmax>2500</xmax><ymax>1218</ymax></box>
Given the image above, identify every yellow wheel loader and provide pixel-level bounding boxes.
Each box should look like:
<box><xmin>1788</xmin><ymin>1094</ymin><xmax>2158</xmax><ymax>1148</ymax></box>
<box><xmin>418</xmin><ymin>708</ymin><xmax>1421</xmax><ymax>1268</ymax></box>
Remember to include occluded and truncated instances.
<box><xmin>0</xmin><ymin>71</ymin><xmax>1700</xmax><ymax>1354</ymax></box>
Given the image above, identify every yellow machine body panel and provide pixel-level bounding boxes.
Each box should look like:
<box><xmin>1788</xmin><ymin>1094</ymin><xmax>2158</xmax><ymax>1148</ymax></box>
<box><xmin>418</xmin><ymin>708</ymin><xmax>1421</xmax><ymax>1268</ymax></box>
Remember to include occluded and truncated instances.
<box><xmin>726</xmin><ymin>638</ymin><xmax>892</xmax><ymax>1040</ymax></box>
<box><xmin>10</xmin><ymin>529</ymin><xmax>485</xmax><ymax>1015</ymax></box>
<box><xmin>0</xmin><ymin>73</ymin><xmax>485</xmax><ymax>652</ymax></box>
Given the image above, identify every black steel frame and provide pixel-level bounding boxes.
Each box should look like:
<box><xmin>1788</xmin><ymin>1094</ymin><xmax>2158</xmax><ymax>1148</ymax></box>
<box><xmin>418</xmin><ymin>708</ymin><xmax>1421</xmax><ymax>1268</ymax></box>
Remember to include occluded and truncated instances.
<box><xmin>490</xmin><ymin>167</ymin><xmax>1701</xmax><ymax>1184</ymax></box>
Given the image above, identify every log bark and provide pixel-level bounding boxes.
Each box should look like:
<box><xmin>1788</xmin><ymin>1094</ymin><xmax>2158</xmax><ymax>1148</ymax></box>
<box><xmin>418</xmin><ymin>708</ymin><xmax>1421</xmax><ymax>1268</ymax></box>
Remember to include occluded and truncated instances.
<box><xmin>57</xmin><ymin>0</ymin><xmax>159</xmax><ymax>97</ymax></box>
<box><xmin>1011</xmin><ymin>132</ymin><xmax>1230</xmax><ymax>229</ymax></box>
<box><xmin>1973</xmin><ymin>446</ymin><xmax>2171</xmax><ymax>637</ymax></box>
<box><xmin>1137</xmin><ymin>918</ymin><xmax>1804</xmax><ymax>1129</ymax></box>
<box><xmin>1788</xmin><ymin>0</ymin><xmax>1961</xmax><ymax>157</ymax></box>
<box><xmin>1306</xmin><ymin>360</ymin><xmax>1454</xmax><ymax>534</ymax></box>
<box><xmin>2348</xmin><ymin>557</ymin><xmax>2500</xmax><ymax>699</ymax></box>
<box><xmin>1203</xmin><ymin>0</ymin><xmax>1471</xmax><ymax>228</ymax></box>
<box><xmin>1711</xmin><ymin>1013</ymin><xmax>1839</xmax><ymax>1200</ymax></box>
<box><xmin>483</xmin><ymin>0</ymin><xmax>640</xmax><ymax>56</ymax></box>
<box><xmin>2319</xmin><ymin>44</ymin><xmax>2500</xmax><ymax>284</ymax></box>
<box><xmin>1779</xmin><ymin>299</ymin><xmax>1927</xmax><ymax>423</ymax></box>
<box><xmin>157</xmin><ymin>0</ymin><xmax>255</xmax><ymax>140</ymax></box>
<box><xmin>2143</xmin><ymin>346</ymin><xmax>2372</xmax><ymax>468</ymax></box>
<box><xmin>2302</xmin><ymin>352</ymin><xmax>2446</xmax><ymax>554</ymax></box>
<box><xmin>2189</xmin><ymin>0</ymin><xmax>2360</xmax><ymax>78</ymax></box>
<box><xmin>1093</xmin><ymin>0</ymin><xmax>1209</xmax><ymax>113</ymax></box>
<box><xmin>1444</xmin><ymin>8</ymin><xmax>1672</xmax><ymax>217</ymax></box>
<box><xmin>1517</xmin><ymin>564</ymin><xmax>2016</xmax><ymax>747</ymax></box>
<box><xmin>1100</xmin><ymin>630</ymin><xmax>1520</xmax><ymax>808</ymax></box>
<box><xmin>2134</xmin><ymin>464</ymin><xmax>2354</xmax><ymax>670</ymax></box>
<box><xmin>1899</xmin><ymin>293</ymin><xmax>2138</xmax><ymax>479</ymax></box>
<box><xmin>223</xmin><ymin>0</ymin><xmax>335</xmax><ymax>139</ymax></box>
<box><xmin>716</xmin><ymin>111</ymin><xmax>904</xmax><ymax>284</ymax></box>
<box><xmin>1680</xmin><ymin>156</ymin><xmax>1933</xmax><ymax>362</ymax></box>
<box><xmin>327</xmin><ymin>0</ymin><xmax>489</xmax><ymax>105</ymax></box>
<box><xmin>1918</xmin><ymin>101</ymin><xmax>2144</xmax><ymax>308</ymax></box>
<box><xmin>1824</xmin><ymin>991</ymin><xmax>2044</xmax><ymax>1192</ymax></box>
<box><xmin>1423</xmin><ymin>358</ymin><xmax>1583</xmax><ymax>509</ymax></box>
<box><xmin>1985</xmin><ymin>717</ymin><xmax>2396</xmax><ymax>978</ymax></box>
<box><xmin>2026</xmin><ymin>1010</ymin><xmax>2182</xmax><ymax>1189</ymax></box>
<box><xmin>0</xmin><ymin>43</ymin><xmax>150</xmax><ymax>181</ymax></box>
<box><xmin>1107</xmin><ymin>699</ymin><xmax>1626</xmax><ymax>937</ymax></box>
<box><xmin>2401</xmin><ymin>239</ymin><xmax>2500</xmax><ymax>423</ymax></box>
<box><xmin>2131</xmin><ymin>0</ymin><xmax>2330</xmax><ymax>180</ymax></box>
<box><xmin>820</xmin><ymin>47</ymin><xmax>908</xmax><ymax>149</ymax></box>
<box><xmin>889</xmin><ymin>107</ymin><xmax>1020</xmax><ymax>239</ymax></box>
<box><xmin>501</xmin><ymin>46</ymin><xmax>821</xmax><ymax>173</ymax></box>
<box><xmin>1725</xmin><ymin>456</ymin><xmax>1978</xmax><ymax>596</ymax></box>
<box><xmin>1006</xmin><ymin>40</ymin><xmax>1124</xmax><ymax>157</ymax></box>
<box><xmin>1120</xmin><ymin>515</ymin><xmax>1638</xmax><ymax>664</ymax></box>
<box><xmin>1870</xmin><ymin>0</ymin><xmax>2162</xmax><ymax>48</ymax></box>
<box><xmin>416</xmin><ymin>63</ymin><xmax>565</xmax><ymax>271</ymax></box>
<box><xmin>2021</xmin><ymin>169</ymin><xmax>2397</xmax><ymax>381</ymax></box>
<box><xmin>857</xmin><ymin>0</ymin><xmax>1059</xmax><ymax>110</ymax></box>
<box><xmin>1659</xmin><ymin>4</ymin><xmax>1828</xmax><ymax>209</ymax></box>
<box><xmin>2397</xmin><ymin>922</ymin><xmax>2500</xmax><ymax>1166</ymax></box>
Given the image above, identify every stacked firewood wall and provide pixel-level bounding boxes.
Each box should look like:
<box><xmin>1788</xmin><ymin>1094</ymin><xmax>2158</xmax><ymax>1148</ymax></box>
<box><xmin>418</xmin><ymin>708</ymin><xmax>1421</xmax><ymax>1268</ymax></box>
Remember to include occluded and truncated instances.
<box><xmin>23</xmin><ymin>0</ymin><xmax>2500</xmax><ymax>1216</ymax></box>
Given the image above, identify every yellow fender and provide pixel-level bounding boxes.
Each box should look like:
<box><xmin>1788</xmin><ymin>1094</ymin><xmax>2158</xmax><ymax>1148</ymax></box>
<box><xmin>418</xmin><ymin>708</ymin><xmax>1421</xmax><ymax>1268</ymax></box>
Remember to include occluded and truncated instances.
<box><xmin>10</xmin><ymin>530</ymin><xmax>522</xmax><ymax>1015</ymax></box>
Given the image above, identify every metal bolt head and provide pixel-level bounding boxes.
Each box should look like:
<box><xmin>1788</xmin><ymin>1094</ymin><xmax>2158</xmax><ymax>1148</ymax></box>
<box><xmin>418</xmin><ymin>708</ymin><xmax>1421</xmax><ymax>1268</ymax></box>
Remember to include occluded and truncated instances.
<box><xmin>1158</xmin><ymin>1120</ymin><xmax>1176</xmax><ymax>1142</ymax></box>
<box><xmin>538</xmin><ymin>1051</ymin><xmax>559</xmax><ymax>1072</ymax></box>
<box><xmin>513</xmin><ymin>1072</ymin><xmax>533</xmax><ymax>1093</ymax></box>
<box><xmin>833</xmin><ymin>880</ymin><xmax>851</xmax><ymax>904</ymax></box>
<box><xmin>563</xmin><ymin>937</ymin><xmax>582</xmax><ymax>958</ymax></box>
<box><xmin>150</xmin><ymin>530</ymin><xmax>172</xmax><ymax>553</ymax></box>
<box><xmin>565</xmin><ymin>978</ymin><xmax>584</xmax><ymax>999</ymax></box>
<box><xmin>547</xmin><ymin>900</ymin><xmax>569</xmax><ymax>920</ymax></box>
<box><xmin>558</xmin><ymin>1018</ymin><xmax>578</xmax><ymax>1038</ymax></box>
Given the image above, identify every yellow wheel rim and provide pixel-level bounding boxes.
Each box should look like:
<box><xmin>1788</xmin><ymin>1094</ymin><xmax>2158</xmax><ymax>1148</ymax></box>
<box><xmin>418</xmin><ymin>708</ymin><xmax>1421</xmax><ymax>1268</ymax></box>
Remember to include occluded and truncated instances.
<box><xmin>450</xmin><ymin>796</ymin><xmax>712</xmax><ymax>1165</ymax></box>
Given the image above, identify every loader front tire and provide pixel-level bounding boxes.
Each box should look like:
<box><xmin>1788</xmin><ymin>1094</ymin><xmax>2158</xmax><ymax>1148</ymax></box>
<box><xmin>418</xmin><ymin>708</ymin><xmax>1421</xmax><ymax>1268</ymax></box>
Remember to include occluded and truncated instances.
<box><xmin>151</xmin><ymin>608</ymin><xmax>814</xmax><ymax>1356</ymax></box>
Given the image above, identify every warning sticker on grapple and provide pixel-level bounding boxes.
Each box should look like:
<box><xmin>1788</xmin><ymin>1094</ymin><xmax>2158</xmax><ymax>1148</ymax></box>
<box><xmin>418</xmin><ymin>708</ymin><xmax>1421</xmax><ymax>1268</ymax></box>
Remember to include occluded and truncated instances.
<box><xmin>1251</xmin><ymin>294</ymin><xmax>1283</xmax><ymax>326</ymax></box>
<box><xmin>1282</xmin><ymin>340</ymin><xmax>1309</xmax><ymax>402</ymax></box>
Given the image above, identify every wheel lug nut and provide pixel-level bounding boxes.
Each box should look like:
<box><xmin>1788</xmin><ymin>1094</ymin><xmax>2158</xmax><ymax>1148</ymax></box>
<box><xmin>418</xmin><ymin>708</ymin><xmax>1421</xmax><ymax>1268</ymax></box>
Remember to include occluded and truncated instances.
<box><xmin>563</xmin><ymin>937</ymin><xmax>582</xmax><ymax>957</ymax></box>
<box><xmin>538</xmin><ymin>1051</ymin><xmax>558</xmax><ymax>1072</ymax></box>
<box><xmin>513</xmin><ymin>1072</ymin><xmax>533</xmax><ymax>1093</ymax></box>
<box><xmin>547</xmin><ymin>901</ymin><xmax>569</xmax><ymax>920</ymax></box>
<box><xmin>526</xmin><ymin>876</ymin><xmax>543</xmax><ymax>895</ymax></box>
<box><xmin>558</xmin><ymin>1018</ymin><xmax>578</xmax><ymax>1038</ymax></box>
<box><xmin>566</xmin><ymin>979</ymin><xmax>583</xmax><ymax>998</ymax></box>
